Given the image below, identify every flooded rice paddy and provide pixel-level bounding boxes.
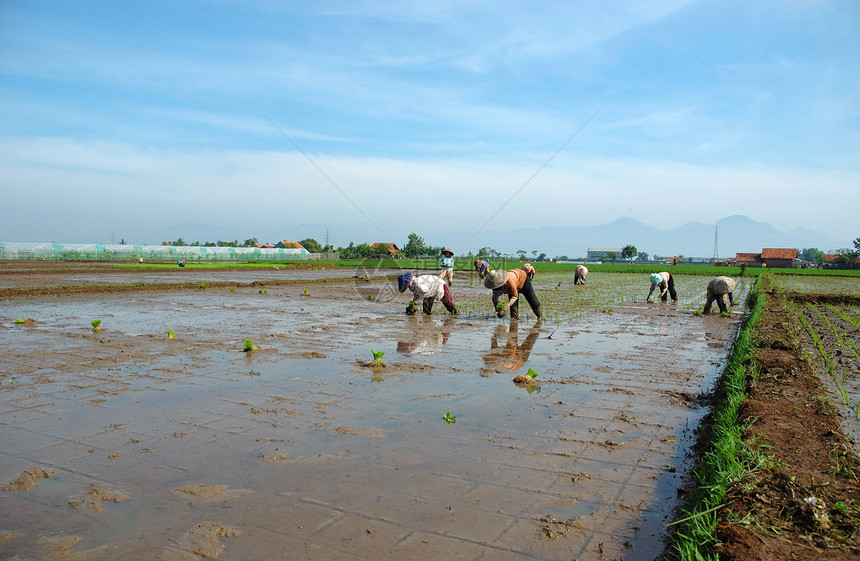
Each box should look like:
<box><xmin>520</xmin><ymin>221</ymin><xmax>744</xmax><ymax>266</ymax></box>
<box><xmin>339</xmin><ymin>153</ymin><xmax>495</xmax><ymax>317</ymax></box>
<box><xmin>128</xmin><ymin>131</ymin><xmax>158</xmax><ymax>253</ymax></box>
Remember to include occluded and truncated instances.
<box><xmin>0</xmin><ymin>265</ymin><xmax>750</xmax><ymax>560</ymax></box>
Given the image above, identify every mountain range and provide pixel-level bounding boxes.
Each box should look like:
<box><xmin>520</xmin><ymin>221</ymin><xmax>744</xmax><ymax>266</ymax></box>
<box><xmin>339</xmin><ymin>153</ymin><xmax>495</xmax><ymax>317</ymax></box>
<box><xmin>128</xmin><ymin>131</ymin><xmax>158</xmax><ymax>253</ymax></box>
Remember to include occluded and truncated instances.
<box><xmin>148</xmin><ymin>215</ymin><xmax>851</xmax><ymax>260</ymax></box>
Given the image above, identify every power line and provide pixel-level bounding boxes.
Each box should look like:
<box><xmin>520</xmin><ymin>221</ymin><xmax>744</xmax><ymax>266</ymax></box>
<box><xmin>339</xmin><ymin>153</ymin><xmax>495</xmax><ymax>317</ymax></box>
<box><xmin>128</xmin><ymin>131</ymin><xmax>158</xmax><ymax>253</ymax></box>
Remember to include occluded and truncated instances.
<box><xmin>466</xmin><ymin>105</ymin><xmax>604</xmax><ymax>246</ymax></box>
<box><xmin>256</xmin><ymin>105</ymin><xmax>392</xmax><ymax>242</ymax></box>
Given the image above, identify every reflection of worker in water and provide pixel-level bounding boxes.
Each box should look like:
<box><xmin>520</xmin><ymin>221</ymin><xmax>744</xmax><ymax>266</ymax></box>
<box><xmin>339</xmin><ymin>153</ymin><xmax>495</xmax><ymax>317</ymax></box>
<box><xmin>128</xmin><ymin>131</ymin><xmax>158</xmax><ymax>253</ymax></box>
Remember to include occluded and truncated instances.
<box><xmin>522</xmin><ymin>263</ymin><xmax>535</xmax><ymax>280</ymax></box>
<box><xmin>439</xmin><ymin>249</ymin><xmax>455</xmax><ymax>286</ymax></box>
<box><xmin>574</xmin><ymin>265</ymin><xmax>588</xmax><ymax>285</ymax></box>
<box><xmin>399</xmin><ymin>272</ymin><xmax>457</xmax><ymax>315</ymax></box>
<box><xmin>473</xmin><ymin>259</ymin><xmax>489</xmax><ymax>279</ymax></box>
<box><xmin>482</xmin><ymin>322</ymin><xmax>540</xmax><ymax>372</ymax></box>
<box><xmin>703</xmin><ymin>276</ymin><xmax>737</xmax><ymax>314</ymax></box>
<box><xmin>647</xmin><ymin>271</ymin><xmax>677</xmax><ymax>302</ymax></box>
<box><xmin>396</xmin><ymin>331</ymin><xmax>450</xmax><ymax>357</ymax></box>
<box><xmin>484</xmin><ymin>269</ymin><xmax>541</xmax><ymax>320</ymax></box>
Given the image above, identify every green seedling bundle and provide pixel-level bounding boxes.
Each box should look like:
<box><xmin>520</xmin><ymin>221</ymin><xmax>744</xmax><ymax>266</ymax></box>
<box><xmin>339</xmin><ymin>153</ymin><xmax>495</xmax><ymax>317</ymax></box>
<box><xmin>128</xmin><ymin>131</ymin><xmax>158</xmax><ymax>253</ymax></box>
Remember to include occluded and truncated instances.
<box><xmin>370</xmin><ymin>348</ymin><xmax>386</xmax><ymax>367</ymax></box>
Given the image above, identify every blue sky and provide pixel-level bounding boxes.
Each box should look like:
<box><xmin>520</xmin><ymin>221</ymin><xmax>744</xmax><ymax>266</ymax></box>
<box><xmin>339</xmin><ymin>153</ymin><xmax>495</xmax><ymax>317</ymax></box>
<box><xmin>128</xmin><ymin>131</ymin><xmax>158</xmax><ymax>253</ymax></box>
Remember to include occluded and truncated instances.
<box><xmin>1</xmin><ymin>0</ymin><xmax>857</xmax><ymax>250</ymax></box>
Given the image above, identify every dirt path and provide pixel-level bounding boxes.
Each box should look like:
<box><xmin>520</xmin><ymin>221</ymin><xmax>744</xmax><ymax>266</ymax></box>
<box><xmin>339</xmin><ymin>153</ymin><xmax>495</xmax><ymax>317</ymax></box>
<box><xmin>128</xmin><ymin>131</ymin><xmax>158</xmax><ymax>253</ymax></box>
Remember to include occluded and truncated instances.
<box><xmin>0</xmin><ymin>263</ymin><xmax>746</xmax><ymax>560</ymax></box>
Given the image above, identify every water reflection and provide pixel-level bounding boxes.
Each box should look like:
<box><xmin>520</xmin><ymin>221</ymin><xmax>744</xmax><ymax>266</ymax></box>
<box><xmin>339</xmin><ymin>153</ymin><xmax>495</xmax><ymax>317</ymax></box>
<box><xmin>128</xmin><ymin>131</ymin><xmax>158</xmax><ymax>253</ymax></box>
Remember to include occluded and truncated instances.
<box><xmin>482</xmin><ymin>321</ymin><xmax>540</xmax><ymax>374</ymax></box>
<box><xmin>396</xmin><ymin>331</ymin><xmax>450</xmax><ymax>357</ymax></box>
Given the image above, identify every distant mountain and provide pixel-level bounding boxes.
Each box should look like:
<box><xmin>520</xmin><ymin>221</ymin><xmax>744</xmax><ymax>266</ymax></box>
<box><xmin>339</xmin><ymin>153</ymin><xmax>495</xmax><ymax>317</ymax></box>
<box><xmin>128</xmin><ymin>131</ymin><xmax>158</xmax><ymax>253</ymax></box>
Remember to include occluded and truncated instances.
<box><xmin>442</xmin><ymin>215</ymin><xmax>849</xmax><ymax>259</ymax></box>
<box><xmin>139</xmin><ymin>215</ymin><xmax>848</xmax><ymax>260</ymax></box>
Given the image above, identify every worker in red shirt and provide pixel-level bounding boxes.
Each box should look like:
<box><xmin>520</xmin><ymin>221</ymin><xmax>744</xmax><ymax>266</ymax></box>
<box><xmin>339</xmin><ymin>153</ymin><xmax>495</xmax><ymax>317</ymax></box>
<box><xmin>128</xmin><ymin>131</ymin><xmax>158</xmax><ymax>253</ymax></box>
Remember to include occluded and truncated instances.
<box><xmin>484</xmin><ymin>269</ymin><xmax>541</xmax><ymax>320</ymax></box>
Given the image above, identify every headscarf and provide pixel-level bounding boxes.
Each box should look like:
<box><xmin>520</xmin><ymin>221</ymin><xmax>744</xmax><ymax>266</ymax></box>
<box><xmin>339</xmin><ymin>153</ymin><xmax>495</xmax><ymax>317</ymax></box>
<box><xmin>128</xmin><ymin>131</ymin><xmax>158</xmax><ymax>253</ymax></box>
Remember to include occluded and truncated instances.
<box><xmin>398</xmin><ymin>272</ymin><xmax>414</xmax><ymax>293</ymax></box>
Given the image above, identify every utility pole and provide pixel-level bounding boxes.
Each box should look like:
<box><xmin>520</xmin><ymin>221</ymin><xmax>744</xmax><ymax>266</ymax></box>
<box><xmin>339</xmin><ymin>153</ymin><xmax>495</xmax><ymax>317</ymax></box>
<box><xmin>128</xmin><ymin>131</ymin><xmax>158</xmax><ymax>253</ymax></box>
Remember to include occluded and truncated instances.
<box><xmin>712</xmin><ymin>225</ymin><xmax>719</xmax><ymax>263</ymax></box>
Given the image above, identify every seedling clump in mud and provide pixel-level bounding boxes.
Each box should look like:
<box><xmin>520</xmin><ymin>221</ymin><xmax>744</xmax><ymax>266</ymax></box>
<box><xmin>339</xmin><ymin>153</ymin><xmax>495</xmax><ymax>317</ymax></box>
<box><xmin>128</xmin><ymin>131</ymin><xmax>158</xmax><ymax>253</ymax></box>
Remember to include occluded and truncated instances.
<box><xmin>243</xmin><ymin>339</ymin><xmax>259</xmax><ymax>352</ymax></box>
<box><xmin>513</xmin><ymin>367</ymin><xmax>539</xmax><ymax>386</ymax></box>
<box><xmin>91</xmin><ymin>319</ymin><xmax>102</xmax><ymax>332</ymax></box>
<box><xmin>369</xmin><ymin>348</ymin><xmax>386</xmax><ymax>368</ymax></box>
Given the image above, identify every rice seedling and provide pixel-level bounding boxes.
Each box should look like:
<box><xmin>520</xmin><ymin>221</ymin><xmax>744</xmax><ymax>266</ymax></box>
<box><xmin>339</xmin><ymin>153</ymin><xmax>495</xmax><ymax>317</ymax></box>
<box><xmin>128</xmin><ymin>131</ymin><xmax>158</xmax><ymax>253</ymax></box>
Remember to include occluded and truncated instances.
<box><xmin>14</xmin><ymin>318</ymin><xmax>35</xmax><ymax>324</ymax></box>
<box><xmin>370</xmin><ymin>348</ymin><xmax>386</xmax><ymax>367</ymax></box>
<box><xmin>91</xmin><ymin>319</ymin><xmax>102</xmax><ymax>332</ymax></box>
<box><xmin>167</xmin><ymin>330</ymin><xmax>175</xmax><ymax>340</ymax></box>
<box><xmin>243</xmin><ymin>339</ymin><xmax>259</xmax><ymax>352</ymax></box>
<box><xmin>442</xmin><ymin>412</ymin><xmax>456</xmax><ymax>424</ymax></box>
<box><xmin>513</xmin><ymin>367</ymin><xmax>540</xmax><ymax>386</ymax></box>
<box><xmin>303</xmin><ymin>288</ymin><xmax>310</xmax><ymax>296</ymax></box>
<box><xmin>198</xmin><ymin>283</ymin><xmax>206</xmax><ymax>290</ymax></box>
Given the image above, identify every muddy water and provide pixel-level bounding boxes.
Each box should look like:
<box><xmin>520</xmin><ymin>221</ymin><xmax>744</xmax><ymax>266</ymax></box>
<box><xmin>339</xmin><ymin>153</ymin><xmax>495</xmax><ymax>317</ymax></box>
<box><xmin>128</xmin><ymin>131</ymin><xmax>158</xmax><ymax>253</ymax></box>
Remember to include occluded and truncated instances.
<box><xmin>0</xmin><ymin>269</ymin><xmax>745</xmax><ymax>560</ymax></box>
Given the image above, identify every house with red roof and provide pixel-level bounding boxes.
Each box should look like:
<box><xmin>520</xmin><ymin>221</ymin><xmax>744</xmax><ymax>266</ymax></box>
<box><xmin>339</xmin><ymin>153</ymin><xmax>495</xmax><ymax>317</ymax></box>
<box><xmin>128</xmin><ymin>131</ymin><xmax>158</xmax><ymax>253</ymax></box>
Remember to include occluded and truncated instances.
<box><xmin>760</xmin><ymin>248</ymin><xmax>797</xmax><ymax>268</ymax></box>
<box><xmin>275</xmin><ymin>241</ymin><xmax>305</xmax><ymax>250</ymax></box>
<box><xmin>370</xmin><ymin>243</ymin><xmax>400</xmax><ymax>256</ymax></box>
<box><xmin>735</xmin><ymin>252</ymin><xmax>762</xmax><ymax>267</ymax></box>
<box><xmin>732</xmin><ymin>248</ymin><xmax>799</xmax><ymax>268</ymax></box>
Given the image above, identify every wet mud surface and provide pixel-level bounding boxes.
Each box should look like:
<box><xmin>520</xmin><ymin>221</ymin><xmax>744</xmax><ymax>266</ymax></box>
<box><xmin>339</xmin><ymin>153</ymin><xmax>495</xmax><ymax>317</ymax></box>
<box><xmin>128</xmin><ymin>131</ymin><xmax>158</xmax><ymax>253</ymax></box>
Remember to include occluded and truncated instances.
<box><xmin>0</xmin><ymin>264</ymin><xmax>747</xmax><ymax>560</ymax></box>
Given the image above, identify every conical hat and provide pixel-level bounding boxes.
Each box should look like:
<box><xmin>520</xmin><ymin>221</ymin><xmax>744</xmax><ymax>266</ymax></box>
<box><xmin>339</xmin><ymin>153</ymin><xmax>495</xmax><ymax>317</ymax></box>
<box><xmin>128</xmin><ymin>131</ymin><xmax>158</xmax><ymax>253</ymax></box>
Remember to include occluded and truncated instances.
<box><xmin>484</xmin><ymin>270</ymin><xmax>507</xmax><ymax>289</ymax></box>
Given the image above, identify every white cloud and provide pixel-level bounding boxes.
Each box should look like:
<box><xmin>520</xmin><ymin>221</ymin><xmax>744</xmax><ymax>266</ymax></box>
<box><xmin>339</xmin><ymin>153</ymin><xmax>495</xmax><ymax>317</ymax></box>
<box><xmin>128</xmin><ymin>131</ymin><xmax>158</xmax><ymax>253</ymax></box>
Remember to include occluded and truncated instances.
<box><xmin>1</xmin><ymin>137</ymin><xmax>856</xmax><ymax>244</ymax></box>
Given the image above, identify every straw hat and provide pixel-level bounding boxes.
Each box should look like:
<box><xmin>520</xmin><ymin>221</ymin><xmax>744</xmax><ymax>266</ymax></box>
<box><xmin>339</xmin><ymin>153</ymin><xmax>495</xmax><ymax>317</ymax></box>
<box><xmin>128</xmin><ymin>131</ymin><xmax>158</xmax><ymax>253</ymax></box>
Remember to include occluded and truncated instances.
<box><xmin>484</xmin><ymin>270</ymin><xmax>507</xmax><ymax>289</ymax></box>
<box><xmin>441</xmin><ymin>248</ymin><xmax>454</xmax><ymax>256</ymax></box>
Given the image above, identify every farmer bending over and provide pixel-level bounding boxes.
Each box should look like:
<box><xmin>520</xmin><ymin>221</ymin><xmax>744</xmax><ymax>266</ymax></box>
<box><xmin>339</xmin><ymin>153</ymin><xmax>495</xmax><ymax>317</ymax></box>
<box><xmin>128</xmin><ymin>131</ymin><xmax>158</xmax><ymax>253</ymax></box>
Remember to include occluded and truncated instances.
<box><xmin>574</xmin><ymin>265</ymin><xmax>588</xmax><ymax>285</ymax></box>
<box><xmin>703</xmin><ymin>276</ymin><xmax>736</xmax><ymax>314</ymax></box>
<box><xmin>647</xmin><ymin>271</ymin><xmax>677</xmax><ymax>302</ymax></box>
<box><xmin>522</xmin><ymin>263</ymin><xmax>535</xmax><ymax>280</ymax></box>
<box><xmin>473</xmin><ymin>259</ymin><xmax>489</xmax><ymax>279</ymax></box>
<box><xmin>399</xmin><ymin>272</ymin><xmax>457</xmax><ymax>316</ymax></box>
<box><xmin>484</xmin><ymin>269</ymin><xmax>541</xmax><ymax>320</ymax></box>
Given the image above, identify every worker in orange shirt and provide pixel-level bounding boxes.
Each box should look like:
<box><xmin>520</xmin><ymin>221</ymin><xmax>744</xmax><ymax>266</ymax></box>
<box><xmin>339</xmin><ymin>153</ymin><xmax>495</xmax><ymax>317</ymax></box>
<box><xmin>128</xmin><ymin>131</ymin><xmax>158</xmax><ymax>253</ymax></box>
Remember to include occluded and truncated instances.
<box><xmin>484</xmin><ymin>269</ymin><xmax>541</xmax><ymax>320</ymax></box>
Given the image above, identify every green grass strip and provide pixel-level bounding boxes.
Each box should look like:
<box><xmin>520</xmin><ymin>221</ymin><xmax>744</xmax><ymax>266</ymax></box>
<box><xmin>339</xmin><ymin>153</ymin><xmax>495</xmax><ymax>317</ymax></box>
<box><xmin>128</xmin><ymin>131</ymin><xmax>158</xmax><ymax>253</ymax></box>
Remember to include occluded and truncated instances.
<box><xmin>667</xmin><ymin>275</ymin><xmax>766</xmax><ymax>560</ymax></box>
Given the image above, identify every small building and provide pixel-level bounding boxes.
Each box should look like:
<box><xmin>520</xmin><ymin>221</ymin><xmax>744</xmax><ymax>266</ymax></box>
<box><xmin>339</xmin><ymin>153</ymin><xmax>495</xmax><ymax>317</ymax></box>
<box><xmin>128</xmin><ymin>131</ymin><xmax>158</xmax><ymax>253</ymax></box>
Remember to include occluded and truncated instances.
<box><xmin>275</xmin><ymin>241</ymin><xmax>305</xmax><ymax>250</ymax></box>
<box><xmin>760</xmin><ymin>248</ymin><xmax>797</xmax><ymax>268</ymax></box>
<box><xmin>824</xmin><ymin>254</ymin><xmax>860</xmax><ymax>269</ymax></box>
<box><xmin>733</xmin><ymin>248</ymin><xmax>799</xmax><ymax>268</ymax></box>
<box><xmin>370</xmin><ymin>243</ymin><xmax>400</xmax><ymax>256</ymax></box>
<box><xmin>254</xmin><ymin>243</ymin><xmax>275</xmax><ymax>249</ymax></box>
<box><xmin>586</xmin><ymin>248</ymin><xmax>623</xmax><ymax>262</ymax></box>
<box><xmin>735</xmin><ymin>252</ymin><xmax>762</xmax><ymax>267</ymax></box>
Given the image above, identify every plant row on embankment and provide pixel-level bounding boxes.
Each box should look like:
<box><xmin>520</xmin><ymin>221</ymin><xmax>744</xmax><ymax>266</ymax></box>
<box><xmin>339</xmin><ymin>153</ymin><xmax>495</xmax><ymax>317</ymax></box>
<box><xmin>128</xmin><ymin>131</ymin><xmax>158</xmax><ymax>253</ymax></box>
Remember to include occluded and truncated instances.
<box><xmin>666</xmin><ymin>275</ymin><xmax>767</xmax><ymax>560</ymax></box>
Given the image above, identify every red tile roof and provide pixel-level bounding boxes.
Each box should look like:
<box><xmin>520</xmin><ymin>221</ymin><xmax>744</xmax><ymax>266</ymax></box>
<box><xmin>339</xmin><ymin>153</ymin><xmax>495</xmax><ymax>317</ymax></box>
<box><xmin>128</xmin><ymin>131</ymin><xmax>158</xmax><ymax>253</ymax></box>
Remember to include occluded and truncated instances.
<box><xmin>761</xmin><ymin>248</ymin><xmax>797</xmax><ymax>259</ymax></box>
<box><xmin>735</xmin><ymin>253</ymin><xmax>761</xmax><ymax>262</ymax></box>
<box><xmin>370</xmin><ymin>243</ymin><xmax>400</xmax><ymax>254</ymax></box>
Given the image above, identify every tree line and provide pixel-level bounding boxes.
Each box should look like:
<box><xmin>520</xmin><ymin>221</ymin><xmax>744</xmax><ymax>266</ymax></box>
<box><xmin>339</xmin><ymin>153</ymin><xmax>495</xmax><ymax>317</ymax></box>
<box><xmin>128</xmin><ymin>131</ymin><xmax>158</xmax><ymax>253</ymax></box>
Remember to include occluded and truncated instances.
<box><xmin>159</xmin><ymin>234</ymin><xmax>860</xmax><ymax>268</ymax></box>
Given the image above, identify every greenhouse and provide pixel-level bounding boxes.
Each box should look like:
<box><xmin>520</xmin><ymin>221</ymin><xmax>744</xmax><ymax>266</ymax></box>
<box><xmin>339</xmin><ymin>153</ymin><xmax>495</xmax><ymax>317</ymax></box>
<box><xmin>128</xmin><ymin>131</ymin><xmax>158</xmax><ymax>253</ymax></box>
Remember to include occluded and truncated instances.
<box><xmin>0</xmin><ymin>242</ymin><xmax>312</xmax><ymax>262</ymax></box>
